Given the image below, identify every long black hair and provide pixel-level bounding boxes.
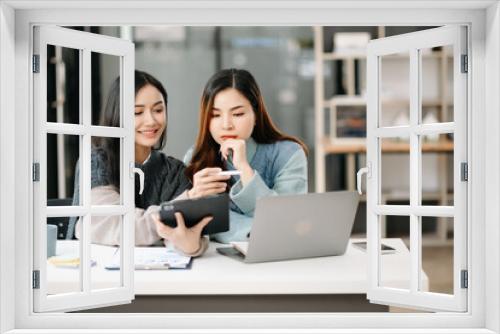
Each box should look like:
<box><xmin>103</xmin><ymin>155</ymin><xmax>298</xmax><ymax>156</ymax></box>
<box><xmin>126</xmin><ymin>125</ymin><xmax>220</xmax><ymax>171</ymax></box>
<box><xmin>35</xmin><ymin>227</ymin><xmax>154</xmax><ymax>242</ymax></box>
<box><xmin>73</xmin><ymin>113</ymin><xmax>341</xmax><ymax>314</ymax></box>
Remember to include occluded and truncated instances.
<box><xmin>92</xmin><ymin>70</ymin><xmax>169</xmax><ymax>190</ymax></box>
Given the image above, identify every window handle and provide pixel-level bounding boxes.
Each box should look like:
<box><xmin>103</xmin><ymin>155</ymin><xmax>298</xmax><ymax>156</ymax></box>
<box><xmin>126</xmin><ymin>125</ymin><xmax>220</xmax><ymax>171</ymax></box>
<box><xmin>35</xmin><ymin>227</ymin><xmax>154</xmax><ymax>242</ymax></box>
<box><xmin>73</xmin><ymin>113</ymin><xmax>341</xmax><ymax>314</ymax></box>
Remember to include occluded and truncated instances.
<box><xmin>357</xmin><ymin>163</ymin><xmax>371</xmax><ymax>195</ymax></box>
<box><xmin>130</xmin><ymin>163</ymin><xmax>145</xmax><ymax>195</ymax></box>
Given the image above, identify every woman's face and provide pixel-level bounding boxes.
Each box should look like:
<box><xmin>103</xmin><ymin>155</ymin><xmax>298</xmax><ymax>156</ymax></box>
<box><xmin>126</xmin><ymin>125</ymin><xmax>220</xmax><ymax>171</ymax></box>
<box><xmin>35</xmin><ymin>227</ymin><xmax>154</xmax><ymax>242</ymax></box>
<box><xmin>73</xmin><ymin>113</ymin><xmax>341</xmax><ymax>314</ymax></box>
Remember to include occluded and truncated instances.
<box><xmin>134</xmin><ymin>84</ymin><xmax>167</xmax><ymax>149</ymax></box>
<box><xmin>209</xmin><ymin>88</ymin><xmax>256</xmax><ymax>145</ymax></box>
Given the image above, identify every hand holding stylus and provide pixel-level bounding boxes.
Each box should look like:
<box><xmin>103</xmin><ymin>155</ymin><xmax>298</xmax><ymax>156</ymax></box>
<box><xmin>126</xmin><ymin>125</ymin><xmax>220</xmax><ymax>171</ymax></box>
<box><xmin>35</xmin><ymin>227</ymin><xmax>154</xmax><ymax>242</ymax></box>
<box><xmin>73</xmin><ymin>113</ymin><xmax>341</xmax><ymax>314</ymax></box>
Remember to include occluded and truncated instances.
<box><xmin>219</xmin><ymin>139</ymin><xmax>254</xmax><ymax>185</ymax></box>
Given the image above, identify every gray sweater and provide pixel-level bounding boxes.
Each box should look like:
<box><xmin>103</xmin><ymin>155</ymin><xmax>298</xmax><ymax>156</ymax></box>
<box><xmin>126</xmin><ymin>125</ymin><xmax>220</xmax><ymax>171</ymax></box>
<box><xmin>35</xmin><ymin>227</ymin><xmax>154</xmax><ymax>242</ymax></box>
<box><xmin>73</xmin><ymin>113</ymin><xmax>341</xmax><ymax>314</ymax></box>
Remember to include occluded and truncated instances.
<box><xmin>67</xmin><ymin>148</ymin><xmax>191</xmax><ymax>240</ymax></box>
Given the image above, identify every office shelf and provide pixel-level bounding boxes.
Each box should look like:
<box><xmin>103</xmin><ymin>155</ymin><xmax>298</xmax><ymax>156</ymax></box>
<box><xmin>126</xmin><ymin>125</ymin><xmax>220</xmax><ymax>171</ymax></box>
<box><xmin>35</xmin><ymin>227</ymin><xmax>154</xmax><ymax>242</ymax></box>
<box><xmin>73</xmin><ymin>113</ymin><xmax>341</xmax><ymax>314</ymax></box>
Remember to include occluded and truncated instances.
<box><xmin>313</xmin><ymin>26</ymin><xmax>454</xmax><ymax>245</ymax></box>
<box><xmin>323</xmin><ymin>96</ymin><xmax>450</xmax><ymax>109</ymax></box>
<box><xmin>322</xmin><ymin>49</ymin><xmax>451</xmax><ymax>61</ymax></box>
<box><xmin>321</xmin><ymin>137</ymin><xmax>454</xmax><ymax>154</ymax></box>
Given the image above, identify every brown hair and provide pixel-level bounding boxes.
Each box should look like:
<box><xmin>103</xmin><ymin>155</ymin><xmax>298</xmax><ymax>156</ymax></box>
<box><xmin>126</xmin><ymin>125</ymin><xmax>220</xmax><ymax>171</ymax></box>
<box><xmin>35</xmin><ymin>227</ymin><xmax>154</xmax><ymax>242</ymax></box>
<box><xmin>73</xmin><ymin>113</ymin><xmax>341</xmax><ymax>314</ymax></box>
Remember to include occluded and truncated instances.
<box><xmin>185</xmin><ymin>68</ymin><xmax>307</xmax><ymax>181</ymax></box>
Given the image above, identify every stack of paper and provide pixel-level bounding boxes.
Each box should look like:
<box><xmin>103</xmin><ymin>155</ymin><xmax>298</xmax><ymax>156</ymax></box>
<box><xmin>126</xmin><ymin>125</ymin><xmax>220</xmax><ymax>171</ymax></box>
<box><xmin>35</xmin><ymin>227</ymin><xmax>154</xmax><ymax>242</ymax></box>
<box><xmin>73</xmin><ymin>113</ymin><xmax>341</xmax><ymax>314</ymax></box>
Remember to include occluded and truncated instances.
<box><xmin>105</xmin><ymin>247</ymin><xmax>192</xmax><ymax>270</ymax></box>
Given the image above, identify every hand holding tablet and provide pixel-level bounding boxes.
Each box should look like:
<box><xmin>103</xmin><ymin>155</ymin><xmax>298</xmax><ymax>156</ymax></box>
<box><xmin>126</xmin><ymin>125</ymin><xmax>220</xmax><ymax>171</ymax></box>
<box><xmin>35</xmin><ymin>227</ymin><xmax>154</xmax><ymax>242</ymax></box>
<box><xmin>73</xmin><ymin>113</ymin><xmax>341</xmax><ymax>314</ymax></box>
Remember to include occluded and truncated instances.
<box><xmin>160</xmin><ymin>193</ymin><xmax>230</xmax><ymax>235</ymax></box>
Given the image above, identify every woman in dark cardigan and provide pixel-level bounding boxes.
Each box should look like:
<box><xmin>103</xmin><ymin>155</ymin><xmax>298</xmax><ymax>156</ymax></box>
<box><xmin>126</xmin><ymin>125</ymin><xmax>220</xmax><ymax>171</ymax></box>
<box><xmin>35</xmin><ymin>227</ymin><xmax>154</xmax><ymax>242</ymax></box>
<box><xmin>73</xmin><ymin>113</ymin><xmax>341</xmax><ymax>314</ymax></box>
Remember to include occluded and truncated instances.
<box><xmin>68</xmin><ymin>71</ymin><xmax>211</xmax><ymax>256</ymax></box>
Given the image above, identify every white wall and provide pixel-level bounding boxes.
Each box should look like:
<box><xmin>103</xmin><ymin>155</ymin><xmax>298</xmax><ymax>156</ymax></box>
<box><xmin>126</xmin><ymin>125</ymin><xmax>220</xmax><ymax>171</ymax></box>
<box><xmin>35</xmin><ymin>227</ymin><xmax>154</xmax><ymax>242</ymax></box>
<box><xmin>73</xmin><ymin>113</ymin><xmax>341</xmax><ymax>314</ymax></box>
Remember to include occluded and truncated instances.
<box><xmin>0</xmin><ymin>2</ymin><xmax>16</xmax><ymax>333</ymax></box>
<box><xmin>485</xmin><ymin>2</ymin><xmax>500</xmax><ymax>332</ymax></box>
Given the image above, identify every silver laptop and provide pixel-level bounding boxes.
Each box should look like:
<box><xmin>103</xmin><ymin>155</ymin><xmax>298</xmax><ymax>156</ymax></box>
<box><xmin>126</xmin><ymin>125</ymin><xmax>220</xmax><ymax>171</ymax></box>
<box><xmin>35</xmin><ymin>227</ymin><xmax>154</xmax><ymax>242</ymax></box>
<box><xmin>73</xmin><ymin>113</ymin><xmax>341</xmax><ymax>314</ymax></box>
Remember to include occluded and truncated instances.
<box><xmin>217</xmin><ymin>191</ymin><xmax>359</xmax><ymax>263</ymax></box>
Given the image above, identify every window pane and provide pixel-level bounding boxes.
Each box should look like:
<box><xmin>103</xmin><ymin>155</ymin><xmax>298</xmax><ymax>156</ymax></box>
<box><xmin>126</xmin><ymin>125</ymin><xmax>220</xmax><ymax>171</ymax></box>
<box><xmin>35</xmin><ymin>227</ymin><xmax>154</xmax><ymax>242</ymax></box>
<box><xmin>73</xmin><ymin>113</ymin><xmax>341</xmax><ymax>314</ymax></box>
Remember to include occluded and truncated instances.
<box><xmin>47</xmin><ymin>134</ymin><xmax>80</xmax><ymax>206</ymax></box>
<box><xmin>46</xmin><ymin>217</ymin><xmax>82</xmax><ymax>295</ymax></box>
<box><xmin>420</xmin><ymin>134</ymin><xmax>454</xmax><ymax>206</ymax></box>
<box><xmin>421</xmin><ymin>45</ymin><xmax>454</xmax><ymax>124</ymax></box>
<box><xmin>46</xmin><ymin>45</ymin><xmax>80</xmax><ymax>124</ymax></box>
<box><xmin>421</xmin><ymin>216</ymin><xmax>454</xmax><ymax>294</ymax></box>
<box><xmin>380</xmin><ymin>137</ymin><xmax>410</xmax><ymax>205</ymax></box>
<box><xmin>91</xmin><ymin>52</ymin><xmax>121</xmax><ymax>127</ymax></box>
<box><xmin>91</xmin><ymin>215</ymin><xmax>122</xmax><ymax>291</ymax></box>
<box><xmin>379</xmin><ymin>215</ymin><xmax>410</xmax><ymax>290</ymax></box>
<box><xmin>379</xmin><ymin>52</ymin><xmax>410</xmax><ymax>127</ymax></box>
<box><xmin>90</xmin><ymin>137</ymin><xmax>122</xmax><ymax>205</ymax></box>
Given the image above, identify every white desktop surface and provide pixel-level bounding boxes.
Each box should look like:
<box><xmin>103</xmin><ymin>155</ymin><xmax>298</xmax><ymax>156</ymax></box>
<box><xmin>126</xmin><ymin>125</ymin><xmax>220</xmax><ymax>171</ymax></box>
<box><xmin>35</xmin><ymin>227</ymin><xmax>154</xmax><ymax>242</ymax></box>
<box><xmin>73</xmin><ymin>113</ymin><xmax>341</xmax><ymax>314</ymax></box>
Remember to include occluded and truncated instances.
<box><xmin>47</xmin><ymin>238</ymin><xmax>428</xmax><ymax>295</ymax></box>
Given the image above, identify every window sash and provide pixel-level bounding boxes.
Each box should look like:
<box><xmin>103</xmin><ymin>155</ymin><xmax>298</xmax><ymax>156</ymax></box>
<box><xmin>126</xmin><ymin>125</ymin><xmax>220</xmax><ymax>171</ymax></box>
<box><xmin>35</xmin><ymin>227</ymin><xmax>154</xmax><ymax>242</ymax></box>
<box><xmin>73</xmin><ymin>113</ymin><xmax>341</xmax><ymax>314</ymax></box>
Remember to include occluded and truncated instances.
<box><xmin>32</xmin><ymin>25</ymin><xmax>135</xmax><ymax>313</ymax></box>
<box><xmin>366</xmin><ymin>25</ymin><xmax>468</xmax><ymax>312</ymax></box>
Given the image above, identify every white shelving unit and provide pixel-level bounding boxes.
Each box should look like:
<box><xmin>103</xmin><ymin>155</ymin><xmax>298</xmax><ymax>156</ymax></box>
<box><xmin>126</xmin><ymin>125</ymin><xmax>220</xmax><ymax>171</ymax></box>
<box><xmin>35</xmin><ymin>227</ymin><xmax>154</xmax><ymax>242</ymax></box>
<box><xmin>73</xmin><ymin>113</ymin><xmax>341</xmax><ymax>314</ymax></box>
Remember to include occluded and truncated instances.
<box><xmin>313</xmin><ymin>26</ymin><xmax>454</xmax><ymax>245</ymax></box>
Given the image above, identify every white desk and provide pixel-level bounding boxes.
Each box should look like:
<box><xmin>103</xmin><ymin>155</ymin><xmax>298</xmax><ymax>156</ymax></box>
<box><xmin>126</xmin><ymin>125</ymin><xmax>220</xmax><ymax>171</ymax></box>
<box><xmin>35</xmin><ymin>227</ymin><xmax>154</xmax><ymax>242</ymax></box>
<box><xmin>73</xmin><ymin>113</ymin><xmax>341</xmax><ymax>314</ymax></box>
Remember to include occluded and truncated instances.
<box><xmin>47</xmin><ymin>239</ymin><xmax>428</xmax><ymax>312</ymax></box>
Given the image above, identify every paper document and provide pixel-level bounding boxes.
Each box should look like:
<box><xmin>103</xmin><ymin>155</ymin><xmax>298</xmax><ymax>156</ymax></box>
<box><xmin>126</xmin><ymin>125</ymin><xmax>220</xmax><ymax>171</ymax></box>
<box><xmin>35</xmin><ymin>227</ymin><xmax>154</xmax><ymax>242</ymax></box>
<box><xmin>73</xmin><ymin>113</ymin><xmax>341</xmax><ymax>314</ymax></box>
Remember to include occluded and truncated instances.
<box><xmin>48</xmin><ymin>254</ymin><xmax>96</xmax><ymax>268</ymax></box>
<box><xmin>230</xmin><ymin>241</ymin><xmax>249</xmax><ymax>255</ymax></box>
<box><xmin>105</xmin><ymin>247</ymin><xmax>192</xmax><ymax>270</ymax></box>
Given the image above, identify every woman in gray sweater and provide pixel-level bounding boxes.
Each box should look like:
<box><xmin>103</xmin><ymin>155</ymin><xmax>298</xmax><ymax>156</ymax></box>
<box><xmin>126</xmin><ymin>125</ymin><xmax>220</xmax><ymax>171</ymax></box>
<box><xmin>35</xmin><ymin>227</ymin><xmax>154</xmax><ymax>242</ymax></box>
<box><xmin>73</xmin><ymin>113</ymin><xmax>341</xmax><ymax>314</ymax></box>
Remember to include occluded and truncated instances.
<box><xmin>69</xmin><ymin>71</ymin><xmax>211</xmax><ymax>256</ymax></box>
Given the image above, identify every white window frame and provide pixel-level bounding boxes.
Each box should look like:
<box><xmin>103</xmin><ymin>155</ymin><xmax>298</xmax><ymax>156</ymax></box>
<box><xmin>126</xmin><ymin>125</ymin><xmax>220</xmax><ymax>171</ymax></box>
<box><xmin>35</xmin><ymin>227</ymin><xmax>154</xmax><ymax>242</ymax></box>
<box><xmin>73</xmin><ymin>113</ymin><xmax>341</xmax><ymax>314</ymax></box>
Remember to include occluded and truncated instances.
<box><xmin>0</xmin><ymin>1</ymin><xmax>498</xmax><ymax>333</ymax></box>
<box><xmin>365</xmin><ymin>26</ymin><xmax>468</xmax><ymax>312</ymax></box>
<box><xmin>32</xmin><ymin>25</ymin><xmax>136</xmax><ymax>312</ymax></box>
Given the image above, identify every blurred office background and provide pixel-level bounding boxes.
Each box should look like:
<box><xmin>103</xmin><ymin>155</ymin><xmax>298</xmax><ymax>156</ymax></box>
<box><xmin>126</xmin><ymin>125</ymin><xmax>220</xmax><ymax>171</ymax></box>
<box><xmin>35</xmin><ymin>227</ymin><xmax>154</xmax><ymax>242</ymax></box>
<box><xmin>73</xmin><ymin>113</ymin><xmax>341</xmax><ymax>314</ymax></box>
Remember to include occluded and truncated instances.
<box><xmin>46</xmin><ymin>27</ymin><xmax>454</xmax><ymax>305</ymax></box>
<box><xmin>50</xmin><ymin>25</ymin><xmax>450</xmax><ymax>223</ymax></box>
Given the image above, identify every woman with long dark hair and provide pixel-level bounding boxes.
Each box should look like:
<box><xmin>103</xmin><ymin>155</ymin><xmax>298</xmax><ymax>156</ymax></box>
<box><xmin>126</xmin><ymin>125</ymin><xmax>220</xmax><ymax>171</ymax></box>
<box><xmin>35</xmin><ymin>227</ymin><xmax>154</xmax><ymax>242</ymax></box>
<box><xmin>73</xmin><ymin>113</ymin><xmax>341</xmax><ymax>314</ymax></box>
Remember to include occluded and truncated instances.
<box><xmin>69</xmin><ymin>70</ymin><xmax>211</xmax><ymax>256</ymax></box>
<box><xmin>185</xmin><ymin>68</ymin><xmax>308</xmax><ymax>243</ymax></box>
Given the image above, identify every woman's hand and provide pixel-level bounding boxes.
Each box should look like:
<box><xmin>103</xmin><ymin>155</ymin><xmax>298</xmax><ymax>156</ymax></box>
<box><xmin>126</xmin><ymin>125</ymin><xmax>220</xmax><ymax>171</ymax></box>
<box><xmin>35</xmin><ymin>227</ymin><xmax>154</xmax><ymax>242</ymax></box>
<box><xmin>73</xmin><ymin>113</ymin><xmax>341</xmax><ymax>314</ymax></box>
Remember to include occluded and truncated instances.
<box><xmin>188</xmin><ymin>167</ymin><xmax>230</xmax><ymax>199</ymax></box>
<box><xmin>219</xmin><ymin>139</ymin><xmax>254</xmax><ymax>185</ymax></box>
<box><xmin>153</xmin><ymin>212</ymin><xmax>212</xmax><ymax>255</ymax></box>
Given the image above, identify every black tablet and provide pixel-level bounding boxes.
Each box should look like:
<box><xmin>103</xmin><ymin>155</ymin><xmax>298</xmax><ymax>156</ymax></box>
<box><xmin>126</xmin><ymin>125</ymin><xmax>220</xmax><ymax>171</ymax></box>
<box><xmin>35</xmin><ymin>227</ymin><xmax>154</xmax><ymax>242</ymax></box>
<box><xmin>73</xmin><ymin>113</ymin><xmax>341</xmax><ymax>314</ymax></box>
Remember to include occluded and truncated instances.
<box><xmin>159</xmin><ymin>193</ymin><xmax>230</xmax><ymax>235</ymax></box>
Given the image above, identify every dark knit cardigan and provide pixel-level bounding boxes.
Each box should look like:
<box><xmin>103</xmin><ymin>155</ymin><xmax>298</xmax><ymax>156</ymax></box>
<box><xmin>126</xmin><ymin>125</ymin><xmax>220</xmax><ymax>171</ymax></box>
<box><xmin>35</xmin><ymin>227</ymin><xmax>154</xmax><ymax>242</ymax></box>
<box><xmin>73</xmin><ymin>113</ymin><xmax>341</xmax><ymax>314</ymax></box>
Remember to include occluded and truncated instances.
<box><xmin>66</xmin><ymin>148</ymin><xmax>191</xmax><ymax>239</ymax></box>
